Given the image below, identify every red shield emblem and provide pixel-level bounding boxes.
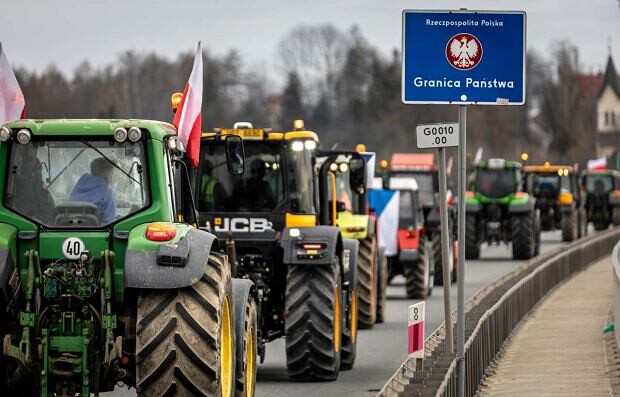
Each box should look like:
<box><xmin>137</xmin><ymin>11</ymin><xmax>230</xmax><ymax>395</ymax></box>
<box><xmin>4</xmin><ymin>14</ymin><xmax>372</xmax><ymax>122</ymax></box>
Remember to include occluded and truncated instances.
<box><xmin>446</xmin><ymin>33</ymin><xmax>483</xmax><ymax>71</ymax></box>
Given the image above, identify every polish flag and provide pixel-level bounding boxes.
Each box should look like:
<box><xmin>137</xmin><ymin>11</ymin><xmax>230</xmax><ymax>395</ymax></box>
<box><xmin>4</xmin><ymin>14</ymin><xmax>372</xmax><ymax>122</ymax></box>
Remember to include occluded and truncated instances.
<box><xmin>173</xmin><ymin>42</ymin><xmax>203</xmax><ymax>168</ymax></box>
<box><xmin>0</xmin><ymin>43</ymin><xmax>26</xmax><ymax>124</ymax></box>
<box><xmin>587</xmin><ymin>157</ymin><xmax>607</xmax><ymax>171</ymax></box>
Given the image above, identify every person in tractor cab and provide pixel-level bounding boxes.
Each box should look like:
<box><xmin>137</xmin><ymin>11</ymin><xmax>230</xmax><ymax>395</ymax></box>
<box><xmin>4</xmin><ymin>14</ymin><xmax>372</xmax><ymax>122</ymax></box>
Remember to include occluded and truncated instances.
<box><xmin>199</xmin><ymin>159</ymin><xmax>228</xmax><ymax>211</ymax></box>
<box><xmin>69</xmin><ymin>157</ymin><xmax>116</xmax><ymax>223</ymax></box>
<box><xmin>232</xmin><ymin>158</ymin><xmax>276</xmax><ymax>211</ymax></box>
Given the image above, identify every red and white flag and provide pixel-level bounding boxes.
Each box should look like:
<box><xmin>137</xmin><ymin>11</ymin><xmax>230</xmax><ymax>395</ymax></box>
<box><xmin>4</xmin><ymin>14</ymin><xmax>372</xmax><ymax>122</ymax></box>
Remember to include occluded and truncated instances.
<box><xmin>173</xmin><ymin>42</ymin><xmax>203</xmax><ymax>168</ymax></box>
<box><xmin>587</xmin><ymin>157</ymin><xmax>607</xmax><ymax>171</ymax></box>
<box><xmin>0</xmin><ymin>43</ymin><xmax>25</xmax><ymax>124</ymax></box>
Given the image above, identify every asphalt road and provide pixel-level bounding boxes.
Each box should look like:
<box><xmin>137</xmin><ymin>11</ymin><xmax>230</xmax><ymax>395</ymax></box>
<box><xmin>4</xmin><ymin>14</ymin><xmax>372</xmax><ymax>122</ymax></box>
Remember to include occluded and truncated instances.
<box><xmin>106</xmin><ymin>230</ymin><xmax>567</xmax><ymax>397</ymax></box>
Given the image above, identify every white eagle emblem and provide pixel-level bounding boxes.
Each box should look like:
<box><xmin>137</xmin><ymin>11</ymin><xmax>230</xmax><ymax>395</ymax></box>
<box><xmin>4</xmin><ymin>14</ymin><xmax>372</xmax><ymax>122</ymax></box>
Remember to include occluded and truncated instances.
<box><xmin>447</xmin><ymin>34</ymin><xmax>482</xmax><ymax>70</ymax></box>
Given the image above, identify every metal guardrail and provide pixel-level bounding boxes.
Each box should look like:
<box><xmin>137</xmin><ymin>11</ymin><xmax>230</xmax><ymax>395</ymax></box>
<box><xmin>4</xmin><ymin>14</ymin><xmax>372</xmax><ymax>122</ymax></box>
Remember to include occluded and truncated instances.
<box><xmin>611</xmin><ymin>240</ymin><xmax>620</xmax><ymax>351</ymax></box>
<box><xmin>378</xmin><ymin>228</ymin><xmax>620</xmax><ymax>397</ymax></box>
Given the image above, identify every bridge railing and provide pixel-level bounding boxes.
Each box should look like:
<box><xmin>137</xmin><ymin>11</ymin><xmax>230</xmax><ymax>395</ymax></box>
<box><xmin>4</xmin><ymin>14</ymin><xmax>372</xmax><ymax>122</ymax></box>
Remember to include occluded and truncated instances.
<box><xmin>378</xmin><ymin>228</ymin><xmax>620</xmax><ymax>397</ymax></box>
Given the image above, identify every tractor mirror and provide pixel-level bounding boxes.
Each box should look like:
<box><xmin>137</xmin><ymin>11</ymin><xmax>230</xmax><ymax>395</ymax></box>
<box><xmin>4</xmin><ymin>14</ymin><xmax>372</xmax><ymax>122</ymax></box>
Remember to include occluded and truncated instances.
<box><xmin>349</xmin><ymin>157</ymin><xmax>365</xmax><ymax>194</ymax></box>
<box><xmin>225</xmin><ymin>135</ymin><xmax>245</xmax><ymax>175</ymax></box>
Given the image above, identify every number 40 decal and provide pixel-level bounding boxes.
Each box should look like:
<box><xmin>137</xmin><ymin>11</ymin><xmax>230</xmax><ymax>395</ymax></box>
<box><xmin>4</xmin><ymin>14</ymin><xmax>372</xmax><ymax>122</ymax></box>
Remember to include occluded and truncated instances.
<box><xmin>62</xmin><ymin>237</ymin><xmax>86</xmax><ymax>260</ymax></box>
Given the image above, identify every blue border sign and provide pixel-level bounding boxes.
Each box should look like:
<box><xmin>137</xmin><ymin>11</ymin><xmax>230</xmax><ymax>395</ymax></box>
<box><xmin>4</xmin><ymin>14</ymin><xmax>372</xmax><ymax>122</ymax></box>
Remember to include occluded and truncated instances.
<box><xmin>402</xmin><ymin>10</ymin><xmax>526</xmax><ymax>105</ymax></box>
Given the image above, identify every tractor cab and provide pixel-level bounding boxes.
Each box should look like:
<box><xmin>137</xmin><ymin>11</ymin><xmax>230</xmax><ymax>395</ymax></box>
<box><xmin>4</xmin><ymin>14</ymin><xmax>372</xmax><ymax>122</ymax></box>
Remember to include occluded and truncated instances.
<box><xmin>581</xmin><ymin>169</ymin><xmax>620</xmax><ymax>230</ymax></box>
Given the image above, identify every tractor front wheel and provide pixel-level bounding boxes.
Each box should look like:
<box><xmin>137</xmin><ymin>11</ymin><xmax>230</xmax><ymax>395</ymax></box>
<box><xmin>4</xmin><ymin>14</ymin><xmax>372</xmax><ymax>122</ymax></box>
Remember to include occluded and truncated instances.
<box><xmin>465</xmin><ymin>214</ymin><xmax>480</xmax><ymax>260</ymax></box>
<box><xmin>357</xmin><ymin>236</ymin><xmax>377</xmax><ymax>329</ymax></box>
<box><xmin>512</xmin><ymin>213</ymin><xmax>536</xmax><ymax>260</ymax></box>
<box><xmin>136</xmin><ymin>253</ymin><xmax>234</xmax><ymax>397</ymax></box>
<box><xmin>561</xmin><ymin>209</ymin><xmax>578</xmax><ymax>242</ymax></box>
<box><xmin>404</xmin><ymin>236</ymin><xmax>432</xmax><ymax>299</ymax></box>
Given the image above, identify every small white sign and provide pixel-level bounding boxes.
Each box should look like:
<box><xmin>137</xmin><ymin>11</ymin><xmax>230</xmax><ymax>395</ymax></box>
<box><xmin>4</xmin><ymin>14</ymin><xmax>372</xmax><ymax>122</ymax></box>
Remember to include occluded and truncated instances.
<box><xmin>416</xmin><ymin>123</ymin><xmax>459</xmax><ymax>149</ymax></box>
<box><xmin>408</xmin><ymin>302</ymin><xmax>425</xmax><ymax>358</ymax></box>
<box><xmin>62</xmin><ymin>237</ymin><xmax>86</xmax><ymax>260</ymax></box>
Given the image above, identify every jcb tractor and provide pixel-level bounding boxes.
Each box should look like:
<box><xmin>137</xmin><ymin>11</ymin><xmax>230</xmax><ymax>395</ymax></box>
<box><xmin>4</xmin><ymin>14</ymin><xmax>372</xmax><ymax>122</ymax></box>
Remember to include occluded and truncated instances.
<box><xmin>466</xmin><ymin>158</ymin><xmax>541</xmax><ymax>260</ymax></box>
<box><xmin>0</xmin><ymin>119</ymin><xmax>248</xmax><ymax>397</ymax></box>
<box><xmin>316</xmin><ymin>148</ymin><xmax>387</xmax><ymax>326</ymax></box>
<box><xmin>193</xmin><ymin>120</ymin><xmax>359</xmax><ymax>381</ymax></box>
<box><xmin>522</xmin><ymin>163</ymin><xmax>587</xmax><ymax>241</ymax></box>
<box><xmin>581</xmin><ymin>169</ymin><xmax>620</xmax><ymax>230</ymax></box>
<box><xmin>381</xmin><ymin>153</ymin><xmax>457</xmax><ymax>284</ymax></box>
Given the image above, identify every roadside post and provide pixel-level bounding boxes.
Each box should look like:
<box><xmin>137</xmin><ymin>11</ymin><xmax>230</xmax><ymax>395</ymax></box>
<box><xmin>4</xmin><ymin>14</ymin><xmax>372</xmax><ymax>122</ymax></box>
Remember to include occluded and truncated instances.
<box><xmin>416</xmin><ymin>122</ymin><xmax>459</xmax><ymax>353</ymax></box>
<box><xmin>408</xmin><ymin>302</ymin><xmax>425</xmax><ymax>370</ymax></box>
<box><xmin>402</xmin><ymin>9</ymin><xmax>526</xmax><ymax>397</ymax></box>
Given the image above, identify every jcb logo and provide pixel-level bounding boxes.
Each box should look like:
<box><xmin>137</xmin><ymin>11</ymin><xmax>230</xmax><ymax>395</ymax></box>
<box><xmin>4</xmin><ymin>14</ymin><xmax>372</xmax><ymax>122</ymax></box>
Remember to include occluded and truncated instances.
<box><xmin>214</xmin><ymin>218</ymin><xmax>273</xmax><ymax>233</ymax></box>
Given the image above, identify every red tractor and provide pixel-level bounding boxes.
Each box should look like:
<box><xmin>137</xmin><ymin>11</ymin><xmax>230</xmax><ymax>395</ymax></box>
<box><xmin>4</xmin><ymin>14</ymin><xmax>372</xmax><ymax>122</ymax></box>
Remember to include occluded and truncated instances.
<box><xmin>384</xmin><ymin>153</ymin><xmax>457</xmax><ymax>285</ymax></box>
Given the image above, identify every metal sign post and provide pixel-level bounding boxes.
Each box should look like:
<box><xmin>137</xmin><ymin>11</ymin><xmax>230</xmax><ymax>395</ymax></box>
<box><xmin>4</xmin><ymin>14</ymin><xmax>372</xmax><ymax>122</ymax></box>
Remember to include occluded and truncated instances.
<box><xmin>456</xmin><ymin>105</ymin><xmax>467</xmax><ymax>397</ymax></box>
<box><xmin>416</xmin><ymin>122</ymin><xmax>459</xmax><ymax>354</ymax></box>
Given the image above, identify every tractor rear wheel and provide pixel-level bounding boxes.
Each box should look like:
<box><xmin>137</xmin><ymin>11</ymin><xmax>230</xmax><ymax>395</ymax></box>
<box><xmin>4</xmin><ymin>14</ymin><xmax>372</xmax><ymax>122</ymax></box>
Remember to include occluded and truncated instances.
<box><xmin>561</xmin><ymin>210</ymin><xmax>577</xmax><ymax>242</ymax></box>
<box><xmin>357</xmin><ymin>236</ymin><xmax>377</xmax><ymax>329</ymax></box>
<box><xmin>375</xmin><ymin>252</ymin><xmax>388</xmax><ymax>323</ymax></box>
<box><xmin>285</xmin><ymin>262</ymin><xmax>342</xmax><ymax>381</ymax></box>
<box><xmin>340</xmin><ymin>284</ymin><xmax>357</xmax><ymax>370</ymax></box>
<box><xmin>465</xmin><ymin>214</ymin><xmax>480</xmax><ymax>260</ymax></box>
<box><xmin>433</xmin><ymin>233</ymin><xmax>454</xmax><ymax>286</ymax></box>
<box><xmin>404</xmin><ymin>236</ymin><xmax>431</xmax><ymax>299</ymax></box>
<box><xmin>512</xmin><ymin>213</ymin><xmax>536</xmax><ymax>260</ymax></box>
<box><xmin>136</xmin><ymin>252</ymin><xmax>234</xmax><ymax>397</ymax></box>
<box><xmin>235</xmin><ymin>291</ymin><xmax>257</xmax><ymax>397</ymax></box>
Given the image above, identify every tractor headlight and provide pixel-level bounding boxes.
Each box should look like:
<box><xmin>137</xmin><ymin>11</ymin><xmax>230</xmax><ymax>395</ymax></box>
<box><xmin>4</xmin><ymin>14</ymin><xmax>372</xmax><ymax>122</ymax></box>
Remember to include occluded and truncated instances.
<box><xmin>291</xmin><ymin>141</ymin><xmax>304</xmax><ymax>152</ymax></box>
<box><xmin>0</xmin><ymin>127</ymin><xmax>12</xmax><ymax>142</ymax></box>
<box><xmin>329</xmin><ymin>163</ymin><xmax>338</xmax><ymax>172</ymax></box>
<box><xmin>304</xmin><ymin>140</ymin><xmax>316</xmax><ymax>150</ymax></box>
<box><xmin>114</xmin><ymin>127</ymin><xmax>128</xmax><ymax>142</ymax></box>
<box><xmin>339</xmin><ymin>163</ymin><xmax>349</xmax><ymax>173</ymax></box>
<box><xmin>127</xmin><ymin>127</ymin><xmax>142</xmax><ymax>142</ymax></box>
<box><xmin>16</xmin><ymin>129</ymin><xmax>31</xmax><ymax>144</ymax></box>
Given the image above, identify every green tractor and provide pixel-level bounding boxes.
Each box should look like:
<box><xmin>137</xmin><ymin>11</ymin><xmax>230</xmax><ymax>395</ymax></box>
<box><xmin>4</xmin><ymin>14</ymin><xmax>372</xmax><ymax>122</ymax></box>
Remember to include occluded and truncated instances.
<box><xmin>316</xmin><ymin>147</ymin><xmax>387</xmax><ymax>326</ymax></box>
<box><xmin>0</xmin><ymin>119</ymin><xmax>247</xmax><ymax>397</ymax></box>
<box><xmin>581</xmin><ymin>169</ymin><xmax>620</xmax><ymax>230</ymax></box>
<box><xmin>194</xmin><ymin>120</ymin><xmax>358</xmax><ymax>380</ymax></box>
<box><xmin>465</xmin><ymin>158</ymin><xmax>541</xmax><ymax>260</ymax></box>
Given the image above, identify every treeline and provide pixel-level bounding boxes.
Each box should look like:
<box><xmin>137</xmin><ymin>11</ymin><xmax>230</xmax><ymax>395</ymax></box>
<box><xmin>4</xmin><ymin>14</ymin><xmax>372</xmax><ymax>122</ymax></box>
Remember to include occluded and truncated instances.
<box><xmin>15</xmin><ymin>24</ymin><xmax>597</xmax><ymax>165</ymax></box>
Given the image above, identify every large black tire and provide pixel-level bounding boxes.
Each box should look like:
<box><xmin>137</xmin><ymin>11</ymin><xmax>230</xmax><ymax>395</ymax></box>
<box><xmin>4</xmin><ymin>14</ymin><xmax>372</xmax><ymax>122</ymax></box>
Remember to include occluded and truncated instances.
<box><xmin>285</xmin><ymin>263</ymin><xmax>343</xmax><ymax>381</ymax></box>
<box><xmin>561</xmin><ymin>210</ymin><xmax>577</xmax><ymax>242</ymax></box>
<box><xmin>340</xmin><ymin>285</ymin><xmax>357</xmax><ymax>370</ymax></box>
<box><xmin>594</xmin><ymin>220</ymin><xmax>608</xmax><ymax>231</ymax></box>
<box><xmin>613</xmin><ymin>207</ymin><xmax>620</xmax><ymax>226</ymax></box>
<box><xmin>375</xmin><ymin>252</ymin><xmax>388</xmax><ymax>324</ymax></box>
<box><xmin>136</xmin><ymin>253</ymin><xmax>234</xmax><ymax>397</ymax></box>
<box><xmin>540</xmin><ymin>212</ymin><xmax>554</xmax><ymax>231</ymax></box>
<box><xmin>512</xmin><ymin>213</ymin><xmax>536</xmax><ymax>260</ymax></box>
<box><xmin>404</xmin><ymin>236</ymin><xmax>431</xmax><ymax>299</ymax></box>
<box><xmin>465</xmin><ymin>214</ymin><xmax>480</xmax><ymax>260</ymax></box>
<box><xmin>578</xmin><ymin>209</ymin><xmax>588</xmax><ymax>237</ymax></box>
<box><xmin>234</xmin><ymin>286</ymin><xmax>257</xmax><ymax>397</ymax></box>
<box><xmin>356</xmin><ymin>237</ymin><xmax>377</xmax><ymax>329</ymax></box>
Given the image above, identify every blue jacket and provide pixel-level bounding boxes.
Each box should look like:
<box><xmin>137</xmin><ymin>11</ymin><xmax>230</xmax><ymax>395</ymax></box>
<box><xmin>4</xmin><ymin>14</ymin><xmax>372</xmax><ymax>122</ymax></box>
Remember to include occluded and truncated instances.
<box><xmin>69</xmin><ymin>174</ymin><xmax>116</xmax><ymax>224</ymax></box>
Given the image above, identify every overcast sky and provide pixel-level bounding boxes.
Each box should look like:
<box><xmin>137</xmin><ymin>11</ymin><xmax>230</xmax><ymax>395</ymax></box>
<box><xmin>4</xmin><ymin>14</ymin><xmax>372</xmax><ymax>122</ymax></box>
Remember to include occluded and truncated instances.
<box><xmin>1</xmin><ymin>0</ymin><xmax>619</xmax><ymax>86</ymax></box>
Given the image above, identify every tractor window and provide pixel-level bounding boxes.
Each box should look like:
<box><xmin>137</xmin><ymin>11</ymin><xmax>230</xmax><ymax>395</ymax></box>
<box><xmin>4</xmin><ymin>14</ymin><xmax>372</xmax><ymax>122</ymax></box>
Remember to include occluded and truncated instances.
<box><xmin>585</xmin><ymin>174</ymin><xmax>613</xmax><ymax>194</ymax></box>
<box><xmin>198</xmin><ymin>141</ymin><xmax>285</xmax><ymax>212</ymax></box>
<box><xmin>286</xmin><ymin>141</ymin><xmax>316</xmax><ymax>214</ymax></box>
<box><xmin>393</xmin><ymin>172</ymin><xmax>435</xmax><ymax>207</ymax></box>
<box><xmin>398</xmin><ymin>190</ymin><xmax>418</xmax><ymax>228</ymax></box>
<box><xmin>475</xmin><ymin>169</ymin><xmax>516</xmax><ymax>198</ymax></box>
<box><xmin>5</xmin><ymin>140</ymin><xmax>149</xmax><ymax>227</ymax></box>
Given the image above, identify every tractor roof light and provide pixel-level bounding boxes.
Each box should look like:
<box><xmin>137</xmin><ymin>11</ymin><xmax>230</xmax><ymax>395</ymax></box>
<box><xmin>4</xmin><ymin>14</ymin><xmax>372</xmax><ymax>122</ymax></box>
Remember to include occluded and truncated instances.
<box><xmin>16</xmin><ymin>129</ymin><xmax>31</xmax><ymax>144</ymax></box>
<box><xmin>521</xmin><ymin>152</ymin><xmax>529</xmax><ymax>162</ymax></box>
<box><xmin>128</xmin><ymin>127</ymin><xmax>142</xmax><ymax>142</ymax></box>
<box><xmin>171</xmin><ymin>92</ymin><xmax>183</xmax><ymax>112</ymax></box>
<box><xmin>304</xmin><ymin>140</ymin><xmax>317</xmax><ymax>150</ymax></box>
<box><xmin>356</xmin><ymin>143</ymin><xmax>366</xmax><ymax>153</ymax></box>
<box><xmin>487</xmin><ymin>158</ymin><xmax>506</xmax><ymax>169</ymax></box>
<box><xmin>0</xmin><ymin>127</ymin><xmax>12</xmax><ymax>142</ymax></box>
<box><xmin>380</xmin><ymin>160</ymin><xmax>389</xmax><ymax>169</ymax></box>
<box><xmin>544</xmin><ymin>161</ymin><xmax>550</xmax><ymax>168</ymax></box>
<box><xmin>293</xmin><ymin>119</ymin><xmax>305</xmax><ymax>131</ymax></box>
<box><xmin>291</xmin><ymin>140</ymin><xmax>304</xmax><ymax>152</ymax></box>
<box><xmin>114</xmin><ymin>127</ymin><xmax>128</xmax><ymax>143</ymax></box>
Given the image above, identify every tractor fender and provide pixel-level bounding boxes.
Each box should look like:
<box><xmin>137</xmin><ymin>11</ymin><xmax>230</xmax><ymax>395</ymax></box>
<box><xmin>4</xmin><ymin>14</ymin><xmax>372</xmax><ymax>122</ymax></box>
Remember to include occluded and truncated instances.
<box><xmin>398</xmin><ymin>248</ymin><xmax>420</xmax><ymax>264</ymax></box>
<box><xmin>231</xmin><ymin>278</ymin><xmax>255</xmax><ymax>376</ymax></box>
<box><xmin>509</xmin><ymin>197</ymin><xmax>536</xmax><ymax>214</ymax></box>
<box><xmin>281</xmin><ymin>226</ymin><xmax>343</xmax><ymax>267</ymax></box>
<box><xmin>124</xmin><ymin>228</ymin><xmax>216</xmax><ymax>290</ymax></box>
<box><xmin>342</xmin><ymin>238</ymin><xmax>359</xmax><ymax>287</ymax></box>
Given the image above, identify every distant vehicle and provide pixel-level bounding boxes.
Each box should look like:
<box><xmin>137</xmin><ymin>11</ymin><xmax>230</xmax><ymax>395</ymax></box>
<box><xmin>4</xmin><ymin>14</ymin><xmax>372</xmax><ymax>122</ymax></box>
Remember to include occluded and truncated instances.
<box><xmin>466</xmin><ymin>158</ymin><xmax>541</xmax><ymax>260</ymax></box>
<box><xmin>523</xmin><ymin>163</ymin><xmax>587</xmax><ymax>241</ymax></box>
<box><xmin>581</xmin><ymin>169</ymin><xmax>620</xmax><ymax>230</ymax></box>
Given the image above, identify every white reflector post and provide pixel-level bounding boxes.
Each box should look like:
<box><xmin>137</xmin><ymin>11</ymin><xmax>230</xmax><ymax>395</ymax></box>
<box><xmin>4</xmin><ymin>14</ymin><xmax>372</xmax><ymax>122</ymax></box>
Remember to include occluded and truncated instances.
<box><xmin>408</xmin><ymin>302</ymin><xmax>425</xmax><ymax>359</ymax></box>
